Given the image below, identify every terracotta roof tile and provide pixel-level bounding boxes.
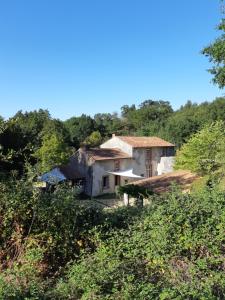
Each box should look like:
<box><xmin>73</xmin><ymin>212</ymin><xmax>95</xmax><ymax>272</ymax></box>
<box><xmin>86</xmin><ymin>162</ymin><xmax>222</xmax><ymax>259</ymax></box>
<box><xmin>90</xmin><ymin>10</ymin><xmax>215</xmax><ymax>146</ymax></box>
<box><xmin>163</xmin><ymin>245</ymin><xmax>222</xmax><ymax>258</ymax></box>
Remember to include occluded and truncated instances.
<box><xmin>131</xmin><ymin>170</ymin><xmax>199</xmax><ymax>193</ymax></box>
<box><xmin>117</xmin><ymin>136</ymin><xmax>174</xmax><ymax>148</ymax></box>
<box><xmin>86</xmin><ymin>148</ymin><xmax>132</xmax><ymax>161</ymax></box>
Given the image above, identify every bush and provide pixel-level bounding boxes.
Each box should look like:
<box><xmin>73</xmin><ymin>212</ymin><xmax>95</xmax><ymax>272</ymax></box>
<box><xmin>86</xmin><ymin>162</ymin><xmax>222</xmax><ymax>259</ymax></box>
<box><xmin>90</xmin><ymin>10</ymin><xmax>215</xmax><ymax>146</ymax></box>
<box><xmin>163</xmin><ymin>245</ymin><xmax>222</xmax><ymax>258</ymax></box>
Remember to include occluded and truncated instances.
<box><xmin>53</xmin><ymin>187</ymin><xmax>225</xmax><ymax>299</ymax></box>
<box><xmin>1</xmin><ymin>177</ymin><xmax>224</xmax><ymax>299</ymax></box>
<box><xmin>0</xmin><ymin>179</ymin><xmax>106</xmax><ymax>274</ymax></box>
<box><xmin>0</xmin><ymin>245</ymin><xmax>46</xmax><ymax>299</ymax></box>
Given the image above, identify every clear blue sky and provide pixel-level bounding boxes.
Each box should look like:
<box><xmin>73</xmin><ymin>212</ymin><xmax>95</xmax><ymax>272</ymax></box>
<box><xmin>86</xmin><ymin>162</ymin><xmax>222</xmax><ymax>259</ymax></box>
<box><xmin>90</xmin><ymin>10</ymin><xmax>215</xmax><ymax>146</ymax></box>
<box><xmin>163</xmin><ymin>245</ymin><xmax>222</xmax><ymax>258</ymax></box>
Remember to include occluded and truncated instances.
<box><xmin>0</xmin><ymin>0</ymin><xmax>223</xmax><ymax>120</ymax></box>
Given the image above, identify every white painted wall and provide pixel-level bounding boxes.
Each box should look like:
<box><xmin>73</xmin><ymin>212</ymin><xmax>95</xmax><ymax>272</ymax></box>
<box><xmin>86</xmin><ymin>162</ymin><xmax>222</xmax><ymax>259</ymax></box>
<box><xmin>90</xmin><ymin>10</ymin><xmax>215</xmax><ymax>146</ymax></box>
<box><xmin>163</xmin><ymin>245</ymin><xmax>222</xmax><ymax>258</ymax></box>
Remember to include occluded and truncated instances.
<box><xmin>92</xmin><ymin>158</ymin><xmax>134</xmax><ymax>196</ymax></box>
<box><xmin>101</xmin><ymin>138</ymin><xmax>175</xmax><ymax>179</ymax></box>
<box><xmin>100</xmin><ymin>136</ymin><xmax>133</xmax><ymax>156</ymax></box>
<box><xmin>132</xmin><ymin>148</ymin><xmax>147</xmax><ymax>176</ymax></box>
<box><xmin>69</xmin><ymin>138</ymin><xmax>175</xmax><ymax>196</ymax></box>
<box><xmin>157</xmin><ymin>156</ymin><xmax>174</xmax><ymax>175</ymax></box>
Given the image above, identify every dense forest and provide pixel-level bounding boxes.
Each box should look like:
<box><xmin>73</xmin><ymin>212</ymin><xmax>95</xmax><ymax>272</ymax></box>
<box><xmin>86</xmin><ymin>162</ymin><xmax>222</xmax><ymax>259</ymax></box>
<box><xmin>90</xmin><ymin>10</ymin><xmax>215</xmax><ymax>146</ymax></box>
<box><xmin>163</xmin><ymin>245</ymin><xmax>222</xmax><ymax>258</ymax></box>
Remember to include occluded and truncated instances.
<box><xmin>1</xmin><ymin>96</ymin><xmax>225</xmax><ymax>176</ymax></box>
<box><xmin>0</xmin><ymin>7</ymin><xmax>225</xmax><ymax>300</ymax></box>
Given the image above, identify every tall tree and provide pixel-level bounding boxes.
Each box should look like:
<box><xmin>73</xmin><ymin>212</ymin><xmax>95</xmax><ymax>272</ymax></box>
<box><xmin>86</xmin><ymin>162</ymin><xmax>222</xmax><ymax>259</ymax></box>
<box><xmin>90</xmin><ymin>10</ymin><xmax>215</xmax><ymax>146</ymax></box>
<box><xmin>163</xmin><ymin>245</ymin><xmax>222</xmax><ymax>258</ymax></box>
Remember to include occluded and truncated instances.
<box><xmin>175</xmin><ymin>121</ymin><xmax>225</xmax><ymax>176</ymax></box>
<box><xmin>34</xmin><ymin>133</ymin><xmax>71</xmax><ymax>173</ymax></box>
<box><xmin>84</xmin><ymin>131</ymin><xmax>102</xmax><ymax>147</ymax></box>
<box><xmin>64</xmin><ymin>114</ymin><xmax>96</xmax><ymax>148</ymax></box>
<box><xmin>94</xmin><ymin>113</ymin><xmax>124</xmax><ymax>137</ymax></box>
<box><xmin>202</xmin><ymin>8</ymin><xmax>225</xmax><ymax>88</ymax></box>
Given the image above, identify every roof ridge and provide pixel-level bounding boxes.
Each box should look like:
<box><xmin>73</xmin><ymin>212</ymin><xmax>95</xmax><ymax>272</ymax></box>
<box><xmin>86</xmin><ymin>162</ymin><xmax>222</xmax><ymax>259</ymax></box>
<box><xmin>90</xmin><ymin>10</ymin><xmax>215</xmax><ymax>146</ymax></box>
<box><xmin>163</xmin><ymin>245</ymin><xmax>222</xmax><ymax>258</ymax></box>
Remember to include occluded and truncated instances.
<box><xmin>115</xmin><ymin>136</ymin><xmax>175</xmax><ymax>147</ymax></box>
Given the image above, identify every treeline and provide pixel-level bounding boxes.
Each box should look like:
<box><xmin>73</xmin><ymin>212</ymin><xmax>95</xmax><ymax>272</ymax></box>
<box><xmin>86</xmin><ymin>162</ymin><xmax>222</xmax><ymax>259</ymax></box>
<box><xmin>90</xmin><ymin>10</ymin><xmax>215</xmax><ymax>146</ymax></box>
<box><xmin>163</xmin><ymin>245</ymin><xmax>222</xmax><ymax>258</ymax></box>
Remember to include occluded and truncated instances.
<box><xmin>1</xmin><ymin>97</ymin><xmax>225</xmax><ymax>176</ymax></box>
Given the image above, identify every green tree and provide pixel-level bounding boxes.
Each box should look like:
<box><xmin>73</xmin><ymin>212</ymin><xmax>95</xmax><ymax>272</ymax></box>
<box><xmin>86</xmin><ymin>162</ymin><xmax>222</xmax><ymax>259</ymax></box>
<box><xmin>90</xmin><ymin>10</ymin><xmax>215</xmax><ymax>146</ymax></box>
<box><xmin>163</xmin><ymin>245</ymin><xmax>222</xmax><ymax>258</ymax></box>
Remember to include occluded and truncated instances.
<box><xmin>175</xmin><ymin>121</ymin><xmax>225</xmax><ymax>176</ymax></box>
<box><xmin>123</xmin><ymin>100</ymin><xmax>173</xmax><ymax>134</ymax></box>
<box><xmin>64</xmin><ymin>114</ymin><xmax>96</xmax><ymax>148</ymax></box>
<box><xmin>84</xmin><ymin>131</ymin><xmax>102</xmax><ymax>147</ymax></box>
<box><xmin>161</xmin><ymin>98</ymin><xmax>225</xmax><ymax>147</ymax></box>
<box><xmin>0</xmin><ymin>110</ymin><xmax>71</xmax><ymax>176</ymax></box>
<box><xmin>202</xmin><ymin>11</ymin><xmax>225</xmax><ymax>88</ymax></box>
<box><xmin>121</xmin><ymin>104</ymin><xmax>136</xmax><ymax>118</ymax></box>
<box><xmin>0</xmin><ymin>119</ymin><xmax>26</xmax><ymax>175</ymax></box>
<box><xmin>94</xmin><ymin>112</ymin><xmax>124</xmax><ymax>137</ymax></box>
<box><xmin>34</xmin><ymin>133</ymin><xmax>72</xmax><ymax>173</ymax></box>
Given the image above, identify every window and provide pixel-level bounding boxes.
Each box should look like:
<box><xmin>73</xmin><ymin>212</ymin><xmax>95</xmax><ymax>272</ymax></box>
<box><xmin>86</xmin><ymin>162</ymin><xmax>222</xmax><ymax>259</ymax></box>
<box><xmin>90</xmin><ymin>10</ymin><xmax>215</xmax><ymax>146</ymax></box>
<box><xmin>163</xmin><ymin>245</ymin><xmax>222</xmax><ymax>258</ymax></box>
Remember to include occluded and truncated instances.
<box><xmin>115</xmin><ymin>175</ymin><xmax>120</xmax><ymax>186</ymax></box>
<box><xmin>102</xmin><ymin>176</ymin><xmax>109</xmax><ymax>189</ymax></box>
<box><xmin>146</xmin><ymin>164</ymin><xmax>152</xmax><ymax>177</ymax></box>
<box><xmin>146</xmin><ymin>149</ymin><xmax>152</xmax><ymax>177</ymax></box>
<box><xmin>114</xmin><ymin>159</ymin><xmax>120</xmax><ymax>171</ymax></box>
<box><xmin>146</xmin><ymin>149</ymin><xmax>152</xmax><ymax>162</ymax></box>
<box><xmin>161</xmin><ymin>147</ymin><xmax>175</xmax><ymax>157</ymax></box>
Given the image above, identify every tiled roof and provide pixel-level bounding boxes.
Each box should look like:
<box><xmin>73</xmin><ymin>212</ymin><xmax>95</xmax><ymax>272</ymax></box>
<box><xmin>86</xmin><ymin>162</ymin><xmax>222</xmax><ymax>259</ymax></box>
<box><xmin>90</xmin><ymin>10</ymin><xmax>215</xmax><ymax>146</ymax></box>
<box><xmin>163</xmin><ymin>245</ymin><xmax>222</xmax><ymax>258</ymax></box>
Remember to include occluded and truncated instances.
<box><xmin>131</xmin><ymin>170</ymin><xmax>199</xmax><ymax>193</ymax></box>
<box><xmin>86</xmin><ymin>148</ymin><xmax>132</xmax><ymax>161</ymax></box>
<box><xmin>116</xmin><ymin>136</ymin><xmax>174</xmax><ymax>148</ymax></box>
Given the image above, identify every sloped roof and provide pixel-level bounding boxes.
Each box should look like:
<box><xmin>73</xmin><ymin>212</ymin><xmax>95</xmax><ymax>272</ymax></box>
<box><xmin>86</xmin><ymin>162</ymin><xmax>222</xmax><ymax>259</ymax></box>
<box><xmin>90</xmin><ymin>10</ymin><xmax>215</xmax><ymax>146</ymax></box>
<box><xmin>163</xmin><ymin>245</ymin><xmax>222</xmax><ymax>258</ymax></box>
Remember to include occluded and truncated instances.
<box><xmin>116</xmin><ymin>136</ymin><xmax>174</xmax><ymax>148</ymax></box>
<box><xmin>59</xmin><ymin>165</ymin><xmax>84</xmax><ymax>180</ymax></box>
<box><xmin>131</xmin><ymin>170</ymin><xmax>199</xmax><ymax>193</ymax></box>
<box><xmin>86</xmin><ymin>148</ymin><xmax>132</xmax><ymax>161</ymax></box>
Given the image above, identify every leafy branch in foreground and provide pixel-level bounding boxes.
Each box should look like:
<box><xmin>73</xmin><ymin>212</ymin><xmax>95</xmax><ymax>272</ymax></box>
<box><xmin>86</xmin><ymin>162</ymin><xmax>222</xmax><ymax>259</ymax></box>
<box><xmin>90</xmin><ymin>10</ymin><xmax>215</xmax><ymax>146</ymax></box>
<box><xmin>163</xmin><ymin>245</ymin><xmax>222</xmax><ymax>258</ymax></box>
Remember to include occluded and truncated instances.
<box><xmin>202</xmin><ymin>15</ymin><xmax>225</xmax><ymax>88</ymax></box>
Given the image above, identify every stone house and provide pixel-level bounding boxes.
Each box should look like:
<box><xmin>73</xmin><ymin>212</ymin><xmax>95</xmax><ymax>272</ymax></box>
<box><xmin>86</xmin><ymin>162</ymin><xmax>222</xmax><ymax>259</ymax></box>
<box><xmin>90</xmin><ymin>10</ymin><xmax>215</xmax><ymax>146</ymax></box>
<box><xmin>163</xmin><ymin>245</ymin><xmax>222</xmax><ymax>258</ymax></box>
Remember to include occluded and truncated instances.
<box><xmin>65</xmin><ymin>135</ymin><xmax>175</xmax><ymax>196</ymax></box>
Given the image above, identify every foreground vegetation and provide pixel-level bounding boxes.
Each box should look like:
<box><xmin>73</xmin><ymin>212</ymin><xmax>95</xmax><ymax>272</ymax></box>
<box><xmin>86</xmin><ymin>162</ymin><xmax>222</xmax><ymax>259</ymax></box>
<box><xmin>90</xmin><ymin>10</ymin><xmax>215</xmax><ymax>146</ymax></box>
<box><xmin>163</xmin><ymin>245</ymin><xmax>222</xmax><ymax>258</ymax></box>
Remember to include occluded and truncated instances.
<box><xmin>0</xmin><ymin>180</ymin><xmax>224</xmax><ymax>299</ymax></box>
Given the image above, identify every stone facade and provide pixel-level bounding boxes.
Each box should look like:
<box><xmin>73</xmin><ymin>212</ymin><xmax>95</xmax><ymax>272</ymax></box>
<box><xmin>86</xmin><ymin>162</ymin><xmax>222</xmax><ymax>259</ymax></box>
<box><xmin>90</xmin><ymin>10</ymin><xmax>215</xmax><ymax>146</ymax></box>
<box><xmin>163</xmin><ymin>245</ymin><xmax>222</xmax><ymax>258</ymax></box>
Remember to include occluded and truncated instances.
<box><xmin>101</xmin><ymin>136</ymin><xmax>175</xmax><ymax>177</ymax></box>
<box><xmin>69</xmin><ymin>136</ymin><xmax>175</xmax><ymax>196</ymax></box>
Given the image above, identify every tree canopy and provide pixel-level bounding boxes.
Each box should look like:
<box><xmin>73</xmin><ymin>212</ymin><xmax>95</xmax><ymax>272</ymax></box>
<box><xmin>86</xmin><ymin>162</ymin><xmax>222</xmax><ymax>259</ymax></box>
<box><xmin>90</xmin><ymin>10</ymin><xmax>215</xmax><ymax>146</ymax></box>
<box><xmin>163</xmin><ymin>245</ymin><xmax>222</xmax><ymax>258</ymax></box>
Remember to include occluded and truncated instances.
<box><xmin>34</xmin><ymin>133</ymin><xmax>71</xmax><ymax>173</ymax></box>
<box><xmin>202</xmin><ymin>16</ymin><xmax>225</xmax><ymax>88</ymax></box>
<box><xmin>0</xmin><ymin>97</ymin><xmax>225</xmax><ymax>178</ymax></box>
<box><xmin>175</xmin><ymin>121</ymin><xmax>225</xmax><ymax>177</ymax></box>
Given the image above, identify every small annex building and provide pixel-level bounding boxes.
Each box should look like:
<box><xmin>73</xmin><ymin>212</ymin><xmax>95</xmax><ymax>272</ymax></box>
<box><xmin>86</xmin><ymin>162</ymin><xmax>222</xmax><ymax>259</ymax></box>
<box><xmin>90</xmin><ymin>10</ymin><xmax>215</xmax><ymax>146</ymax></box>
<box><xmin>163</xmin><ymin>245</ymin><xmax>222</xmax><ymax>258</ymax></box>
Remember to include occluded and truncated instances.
<box><xmin>60</xmin><ymin>135</ymin><xmax>175</xmax><ymax>196</ymax></box>
<box><xmin>131</xmin><ymin>170</ymin><xmax>199</xmax><ymax>194</ymax></box>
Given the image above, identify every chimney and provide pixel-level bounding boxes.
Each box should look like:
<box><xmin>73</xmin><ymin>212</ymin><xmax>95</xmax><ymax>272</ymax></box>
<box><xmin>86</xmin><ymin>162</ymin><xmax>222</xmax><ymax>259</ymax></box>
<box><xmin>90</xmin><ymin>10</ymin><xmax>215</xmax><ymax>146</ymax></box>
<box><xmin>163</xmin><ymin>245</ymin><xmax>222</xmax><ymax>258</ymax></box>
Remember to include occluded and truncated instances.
<box><xmin>80</xmin><ymin>143</ymin><xmax>87</xmax><ymax>151</ymax></box>
<box><xmin>112</xmin><ymin>133</ymin><xmax>116</xmax><ymax>138</ymax></box>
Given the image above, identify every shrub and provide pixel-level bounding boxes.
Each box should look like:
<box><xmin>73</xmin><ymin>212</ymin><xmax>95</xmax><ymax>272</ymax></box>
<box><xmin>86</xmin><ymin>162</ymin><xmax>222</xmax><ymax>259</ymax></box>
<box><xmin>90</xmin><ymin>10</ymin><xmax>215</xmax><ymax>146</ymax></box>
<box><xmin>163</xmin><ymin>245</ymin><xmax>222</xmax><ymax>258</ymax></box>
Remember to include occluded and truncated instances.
<box><xmin>0</xmin><ymin>245</ymin><xmax>46</xmax><ymax>299</ymax></box>
<box><xmin>53</xmin><ymin>187</ymin><xmax>225</xmax><ymax>299</ymax></box>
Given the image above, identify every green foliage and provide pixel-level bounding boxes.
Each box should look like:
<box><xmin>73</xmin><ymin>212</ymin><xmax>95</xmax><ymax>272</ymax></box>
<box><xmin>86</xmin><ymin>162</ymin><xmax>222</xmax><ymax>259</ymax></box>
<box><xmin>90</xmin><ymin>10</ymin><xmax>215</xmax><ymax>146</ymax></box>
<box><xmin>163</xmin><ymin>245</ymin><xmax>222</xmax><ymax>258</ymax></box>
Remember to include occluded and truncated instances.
<box><xmin>0</xmin><ymin>98</ymin><xmax>225</xmax><ymax>299</ymax></box>
<box><xmin>0</xmin><ymin>176</ymin><xmax>225</xmax><ymax>299</ymax></box>
<box><xmin>0</xmin><ymin>119</ymin><xmax>27</xmax><ymax>174</ymax></box>
<box><xmin>64</xmin><ymin>114</ymin><xmax>96</xmax><ymax>148</ymax></box>
<box><xmin>0</xmin><ymin>177</ymin><xmax>142</xmax><ymax>298</ymax></box>
<box><xmin>84</xmin><ymin>130</ymin><xmax>102</xmax><ymax>147</ymax></box>
<box><xmin>0</xmin><ymin>110</ymin><xmax>71</xmax><ymax>176</ymax></box>
<box><xmin>122</xmin><ymin>100</ymin><xmax>173</xmax><ymax>135</ymax></box>
<box><xmin>175</xmin><ymin>121</ymin><xmax>225</xmax><ymax>176</ymax></box>
<box><xmin>119</xmin><ymin>98</ymin><xmax>225</xmax><ymax>148</ymax></box>
<box><xmin>160</xmin><ymin>98</ymin><xmax>225</xmax><ymax>147</ymax></box>
<box><xmin>202</xmin><ymin>17</ymin><xmax>225</xmax><ymax>88</ymax></box>
<box><xmin>34</xmin><ymin>133</ymin><xmax>72</xmax><ymax>173</ymax></box>
<box><xmin>53</xmin><ymin>187</ymin><xmax>225</xmax><ymax>299</ymax></box>
<box><xmin>118</xmin><ymin>184</ymin><xmax>152</xmax><ymax>198</ymax></box>
<box><xmin>1</xmin><ymin>97</ymin><xmax>225</xmax><ymax>178</ymax></box>
<box><xmin>0</xmin><ymin>246</ymin><xmax>46</xmax><ymax>299</ymax></box>
<box><xmin>0</xmin><ymin>179</ymin><xmax>104</xmax><ymax>274</ymax></box>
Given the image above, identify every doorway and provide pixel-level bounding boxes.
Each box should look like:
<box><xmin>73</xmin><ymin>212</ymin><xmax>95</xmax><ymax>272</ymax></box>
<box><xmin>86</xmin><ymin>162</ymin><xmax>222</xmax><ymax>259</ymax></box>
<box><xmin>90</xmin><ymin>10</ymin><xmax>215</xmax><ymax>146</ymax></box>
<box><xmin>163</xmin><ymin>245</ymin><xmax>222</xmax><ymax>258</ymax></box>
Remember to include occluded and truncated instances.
<box><xmin>115</xmin><ymin>175</ymin><xmax>121</xmax><ymax>187</ymax></box>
